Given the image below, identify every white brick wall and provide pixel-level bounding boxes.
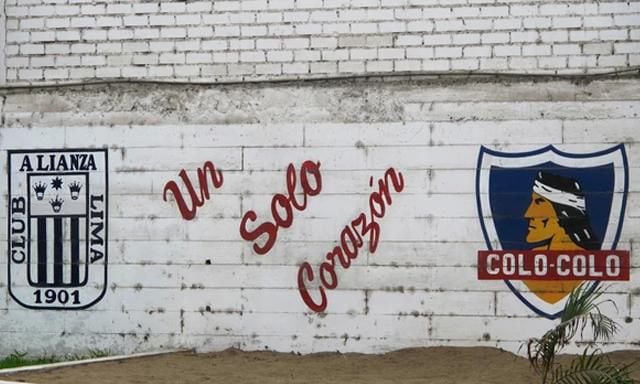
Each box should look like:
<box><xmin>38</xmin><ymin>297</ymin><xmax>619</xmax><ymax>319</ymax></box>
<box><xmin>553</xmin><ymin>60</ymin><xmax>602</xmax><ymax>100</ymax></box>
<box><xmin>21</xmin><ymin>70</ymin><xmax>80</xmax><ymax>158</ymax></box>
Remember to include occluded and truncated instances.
<box><xmin>2</xmin><ymin>0</ymin><xmax>640</xmax><ymax>84</ymax></box>
<box><xmin>0</xmin><ymin>78</ymin><xmax>638</xmax><ymax>356</ymax></box>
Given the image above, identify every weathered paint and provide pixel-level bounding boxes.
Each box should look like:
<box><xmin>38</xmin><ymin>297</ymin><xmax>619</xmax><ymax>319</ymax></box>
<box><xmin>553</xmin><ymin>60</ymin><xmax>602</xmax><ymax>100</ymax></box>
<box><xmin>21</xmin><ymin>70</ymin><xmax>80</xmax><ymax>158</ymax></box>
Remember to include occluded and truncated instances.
<box><xmin>0</xmin><ymin>77</ymin><xmax>638</xmax><ymax>357</ymax></box>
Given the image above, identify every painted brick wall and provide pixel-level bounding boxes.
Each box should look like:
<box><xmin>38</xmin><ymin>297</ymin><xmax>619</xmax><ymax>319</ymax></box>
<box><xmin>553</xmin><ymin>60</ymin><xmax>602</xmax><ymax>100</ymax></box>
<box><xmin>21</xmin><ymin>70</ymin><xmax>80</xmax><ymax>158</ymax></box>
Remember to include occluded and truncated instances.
<box><xmin>2</xmin><ymin>0</ymin><xmax>640</xmax><ymax>84</ymax></box>
<box><xmin>0</xmin><ymin>78</ymin><xmax>638</xmax><ymax>356</ymax></box>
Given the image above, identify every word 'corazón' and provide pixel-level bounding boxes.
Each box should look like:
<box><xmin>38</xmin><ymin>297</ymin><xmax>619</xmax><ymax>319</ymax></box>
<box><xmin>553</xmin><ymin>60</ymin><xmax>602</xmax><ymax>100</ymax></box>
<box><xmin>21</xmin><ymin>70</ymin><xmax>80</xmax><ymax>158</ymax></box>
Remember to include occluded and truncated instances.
<box><xmin>298</xmin><ymin>168</ymin><xmax>404</xmax><ymax>312</ymax></box>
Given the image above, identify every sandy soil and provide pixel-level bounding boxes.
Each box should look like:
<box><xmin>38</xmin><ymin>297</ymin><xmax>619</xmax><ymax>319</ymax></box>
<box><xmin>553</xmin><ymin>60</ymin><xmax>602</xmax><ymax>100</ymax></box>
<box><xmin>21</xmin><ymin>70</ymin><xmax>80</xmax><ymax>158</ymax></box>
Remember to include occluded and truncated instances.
<box><xmin>2</xmin><ymin>347</ymin><xmax>639</xmax><ymax>384</ymax></box>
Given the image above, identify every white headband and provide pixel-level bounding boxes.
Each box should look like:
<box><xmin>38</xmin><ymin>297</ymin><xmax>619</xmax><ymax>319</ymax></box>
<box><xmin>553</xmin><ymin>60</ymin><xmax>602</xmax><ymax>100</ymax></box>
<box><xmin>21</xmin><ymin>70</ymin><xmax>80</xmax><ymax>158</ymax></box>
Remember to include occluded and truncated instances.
<box><xmin>533</xmin><ymin>179</ymin><xmax>586</xmax><ymax>212</ymax></box>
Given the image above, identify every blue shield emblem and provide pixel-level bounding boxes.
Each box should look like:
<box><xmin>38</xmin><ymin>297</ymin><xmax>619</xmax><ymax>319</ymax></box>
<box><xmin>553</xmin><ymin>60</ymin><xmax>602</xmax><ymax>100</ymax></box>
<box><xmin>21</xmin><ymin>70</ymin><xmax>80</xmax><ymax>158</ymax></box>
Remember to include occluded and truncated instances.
<box><xmin>476</xmin><ymin>145</ymin><xmax>628</xmax><ymax>319</ymax></box>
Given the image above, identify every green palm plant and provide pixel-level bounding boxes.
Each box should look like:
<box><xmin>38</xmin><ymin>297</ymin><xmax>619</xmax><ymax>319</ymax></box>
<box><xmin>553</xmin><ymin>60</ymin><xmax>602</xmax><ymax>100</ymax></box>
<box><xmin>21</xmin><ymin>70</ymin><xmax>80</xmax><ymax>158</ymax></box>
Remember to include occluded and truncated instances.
<box><xmin>526</xmin><ymin>284</ymin><xmax>634</xmax><ymax>384</ymax></box>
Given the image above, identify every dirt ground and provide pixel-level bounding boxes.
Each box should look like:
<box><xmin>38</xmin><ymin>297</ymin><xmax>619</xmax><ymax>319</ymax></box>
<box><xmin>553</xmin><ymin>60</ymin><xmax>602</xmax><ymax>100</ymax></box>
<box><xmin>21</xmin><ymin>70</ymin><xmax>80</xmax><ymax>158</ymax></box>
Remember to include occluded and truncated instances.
<box><xmin>2</xmin><ymin>347</ymin><xmax>640</xmax><ymax>384</ymax></box>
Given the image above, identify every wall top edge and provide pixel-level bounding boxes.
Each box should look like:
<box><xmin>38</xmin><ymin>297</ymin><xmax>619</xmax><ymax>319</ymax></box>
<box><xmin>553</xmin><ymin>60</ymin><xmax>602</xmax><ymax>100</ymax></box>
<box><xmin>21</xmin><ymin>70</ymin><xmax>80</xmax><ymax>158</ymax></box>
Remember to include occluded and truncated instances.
<box><xmin>1</xmin><ymin>68</ymin><xmax>639</xmax><ymax>93</ymax></box>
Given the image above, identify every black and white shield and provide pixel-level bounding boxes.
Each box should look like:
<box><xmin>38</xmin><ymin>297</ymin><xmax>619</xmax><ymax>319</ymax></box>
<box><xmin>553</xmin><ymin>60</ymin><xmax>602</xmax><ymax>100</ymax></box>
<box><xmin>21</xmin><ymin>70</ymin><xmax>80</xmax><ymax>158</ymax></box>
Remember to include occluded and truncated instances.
<box><xmin>8</xmin><ymin>149</ymin><xmax>108</xmax><ymax>310</ymax></box>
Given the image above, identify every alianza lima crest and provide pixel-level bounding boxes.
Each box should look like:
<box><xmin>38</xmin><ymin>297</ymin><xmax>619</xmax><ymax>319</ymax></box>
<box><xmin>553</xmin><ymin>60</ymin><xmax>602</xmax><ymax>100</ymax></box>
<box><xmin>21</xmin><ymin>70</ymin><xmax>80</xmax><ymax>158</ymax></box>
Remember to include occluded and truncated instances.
<box><xmin>7</xmin><ymin>149</ymin><xmax>108</xmax><ymax>310</ymax></box>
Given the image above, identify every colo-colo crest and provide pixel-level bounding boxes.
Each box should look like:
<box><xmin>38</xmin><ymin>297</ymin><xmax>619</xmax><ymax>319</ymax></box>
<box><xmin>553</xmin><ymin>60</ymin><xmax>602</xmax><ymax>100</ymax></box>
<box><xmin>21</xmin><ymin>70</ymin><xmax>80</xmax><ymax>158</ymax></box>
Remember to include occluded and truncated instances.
<box><xmin>476</xmin><ymin>145</ymin><xmax>629</xmax><ymax>319</ymax></box>
<box><xmin>8</xmin><ymin>149</ymin><xmax>108</xmax><ymax>309</ymax></box>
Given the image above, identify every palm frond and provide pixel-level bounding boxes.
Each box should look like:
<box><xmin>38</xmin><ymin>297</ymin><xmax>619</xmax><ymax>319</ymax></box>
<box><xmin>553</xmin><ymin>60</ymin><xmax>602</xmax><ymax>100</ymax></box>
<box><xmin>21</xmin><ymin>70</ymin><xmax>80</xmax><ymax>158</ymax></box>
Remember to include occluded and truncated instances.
<box><xmin>551</xmin><ymin>348</ymin><xmax>634</xmax><ymax>384</ymax></box>
<box><xmin>526</xmin><ymin>284</ymin><xmax>624</xmax><ymax>383</ymax></box>
<box><xmin>528</xmin><ymin>331</ymin><xmax>562</xmax><ymax>375</ymax></box>
<box><xmin>560</xmin><ymin>284</ymin><xmax>619</xmax><ymax>343</ymax></box>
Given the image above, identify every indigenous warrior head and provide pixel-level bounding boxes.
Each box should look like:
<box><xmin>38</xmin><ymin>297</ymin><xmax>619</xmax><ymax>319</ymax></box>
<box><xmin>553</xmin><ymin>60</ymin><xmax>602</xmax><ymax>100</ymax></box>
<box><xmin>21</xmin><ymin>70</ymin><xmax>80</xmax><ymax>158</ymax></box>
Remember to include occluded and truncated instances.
<box><xmin>524</xmin><ymin>171</ymin><xmax>600</xmax><ymax>251</ymax></box>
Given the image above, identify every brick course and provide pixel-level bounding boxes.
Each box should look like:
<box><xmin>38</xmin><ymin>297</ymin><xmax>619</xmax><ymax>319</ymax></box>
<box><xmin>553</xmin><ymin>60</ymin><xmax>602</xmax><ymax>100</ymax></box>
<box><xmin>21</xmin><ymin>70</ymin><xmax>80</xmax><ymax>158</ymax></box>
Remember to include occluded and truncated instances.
<box><xmin>1</xmin><ymin>0</ymin><xmax>639</xmax><ymax>84</ymax></box>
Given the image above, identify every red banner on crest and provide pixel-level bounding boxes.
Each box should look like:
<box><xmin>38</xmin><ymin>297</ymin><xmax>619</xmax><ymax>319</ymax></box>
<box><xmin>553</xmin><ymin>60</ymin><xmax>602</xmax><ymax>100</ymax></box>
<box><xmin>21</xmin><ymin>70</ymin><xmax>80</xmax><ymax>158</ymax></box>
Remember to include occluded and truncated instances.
<box><xmin>477</xmin><ymin>250</ymin><xmax>630</xmax><ymax>281</ymax></box>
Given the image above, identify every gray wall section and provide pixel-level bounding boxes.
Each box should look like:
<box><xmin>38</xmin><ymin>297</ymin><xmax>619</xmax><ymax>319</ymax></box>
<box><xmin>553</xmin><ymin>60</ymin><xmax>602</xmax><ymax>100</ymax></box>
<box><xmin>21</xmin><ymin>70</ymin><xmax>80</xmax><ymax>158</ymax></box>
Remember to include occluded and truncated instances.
<box><xmin>2</xmin><ymin>76</ymin><xmax>640</xmax><ymax>127</ymax></box>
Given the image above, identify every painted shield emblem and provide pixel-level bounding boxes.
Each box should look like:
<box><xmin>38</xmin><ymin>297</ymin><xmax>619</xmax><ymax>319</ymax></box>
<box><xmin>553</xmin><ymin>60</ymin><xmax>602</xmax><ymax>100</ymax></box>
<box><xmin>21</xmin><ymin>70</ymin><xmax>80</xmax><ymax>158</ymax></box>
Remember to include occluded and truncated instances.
<box><xmin>8</xmin><ymin>149</ymin><xmax>108</xmax><ymax>309</ymax></box>
<box><xmin>476</xmin><ymin>145</ymin><xmax>629</xmax><ymax>319</ymax></box>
